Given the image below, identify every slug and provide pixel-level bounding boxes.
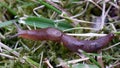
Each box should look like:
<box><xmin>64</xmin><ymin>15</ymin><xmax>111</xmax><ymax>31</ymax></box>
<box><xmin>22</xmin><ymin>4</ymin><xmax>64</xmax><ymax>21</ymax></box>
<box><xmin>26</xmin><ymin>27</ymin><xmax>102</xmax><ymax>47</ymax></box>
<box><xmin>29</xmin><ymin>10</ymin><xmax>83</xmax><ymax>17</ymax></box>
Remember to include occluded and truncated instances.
<box><xmin>61</xmin><ymin>33</ymin><xmax>114</xmax><ymax>53</ymax></box>
<box><xmin>13</xmin><ymin>23</ymin><xmax>114</xmax><ymax>53</ymax></box>
<box><xmin>17</xmin><ymin>28</ymin><xmax>63</xmax><ymax>42</ymax></box>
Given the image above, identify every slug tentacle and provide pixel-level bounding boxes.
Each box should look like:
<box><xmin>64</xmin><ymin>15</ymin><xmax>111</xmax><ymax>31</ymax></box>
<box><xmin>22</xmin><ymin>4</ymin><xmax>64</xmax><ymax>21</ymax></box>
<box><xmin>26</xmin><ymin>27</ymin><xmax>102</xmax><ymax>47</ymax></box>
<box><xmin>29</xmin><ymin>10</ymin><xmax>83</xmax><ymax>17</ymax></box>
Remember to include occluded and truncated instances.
<box><xmin>13</xmin><ymin>23</ymin><xmax>114</xmax><ymax>53</ymax></box>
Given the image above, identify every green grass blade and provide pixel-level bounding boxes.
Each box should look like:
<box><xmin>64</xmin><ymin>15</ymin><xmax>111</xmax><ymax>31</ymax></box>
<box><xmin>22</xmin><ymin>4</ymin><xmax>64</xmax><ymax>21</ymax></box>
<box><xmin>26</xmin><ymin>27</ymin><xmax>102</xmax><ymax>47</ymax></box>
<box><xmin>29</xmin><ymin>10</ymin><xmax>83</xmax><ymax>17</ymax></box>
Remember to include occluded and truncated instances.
<box><xmin>23</xmin><ymin>56</ymin><xmax>39</xmax><ymax>67</ymax></box>
<box><xmin>38</xmin><ymin>0</ymin><xmax>61</xmax><ymax>14</ymax></box>
<box><xmin>0</xmin><ymin>2</ymin><xmax>17</xmax><ymax>16</ymax></box>
<box><xmin>114</xmin><ymin>32</ymin><xmax>120</xmax><ymax>34</ymax></box>
<box><xmin>82</xmin><ymin>51</ymin><xmax>101</xmax><ymax>68</ymax></box>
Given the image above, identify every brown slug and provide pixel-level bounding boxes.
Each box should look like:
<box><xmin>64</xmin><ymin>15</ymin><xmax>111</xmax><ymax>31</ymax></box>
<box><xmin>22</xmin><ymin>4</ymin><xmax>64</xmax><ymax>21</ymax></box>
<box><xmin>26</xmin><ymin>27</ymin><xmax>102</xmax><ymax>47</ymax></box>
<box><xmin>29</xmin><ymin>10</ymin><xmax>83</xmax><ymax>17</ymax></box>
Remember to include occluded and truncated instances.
<box><xmin>61</xmin><ymin>33</ymin><xmax>114</xmax><ymax>53</ymax></box>
<box><xmin>17</xmin><ymin>28</ymin><xmax>63</xmax><ymax>42</ymax></box>
<box><xmin>13</xmin><ymin>23</ymin><xmax>114</xmax><ymax>53</ymax></box>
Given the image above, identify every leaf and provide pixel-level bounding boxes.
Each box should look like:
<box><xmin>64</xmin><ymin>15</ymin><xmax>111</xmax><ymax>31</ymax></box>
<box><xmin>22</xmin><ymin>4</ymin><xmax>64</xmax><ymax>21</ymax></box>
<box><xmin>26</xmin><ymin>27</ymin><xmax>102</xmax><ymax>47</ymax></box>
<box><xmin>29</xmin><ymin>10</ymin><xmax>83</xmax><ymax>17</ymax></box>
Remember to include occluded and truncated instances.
<box><xmin>73</xmin><ymin>63</ymin><xmax>99</xmax><ymax>68</ymax></box>
<box><xmin>24</xmin><ymin>16</ymin><xmax>73</xmax><ymax>30</ymax></box>
<box><xmin>0</xmin><ymin>20</ymin><xmax>17</xmax><ymax>28</ymax></box>
<box><xmin>24</xmin><ymin>17</ymin><xmax>54</xmax><ymax>28</ymax></box>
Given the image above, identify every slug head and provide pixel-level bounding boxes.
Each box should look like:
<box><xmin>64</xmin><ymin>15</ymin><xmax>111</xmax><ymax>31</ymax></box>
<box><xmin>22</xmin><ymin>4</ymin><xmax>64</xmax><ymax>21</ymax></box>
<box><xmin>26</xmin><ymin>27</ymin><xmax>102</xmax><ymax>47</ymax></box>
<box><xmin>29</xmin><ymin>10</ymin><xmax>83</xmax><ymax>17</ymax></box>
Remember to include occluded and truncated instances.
<box><xmin>46</xmin><ymin>28</ymin><xmax>63</xmax><ymax>42</ymax></box>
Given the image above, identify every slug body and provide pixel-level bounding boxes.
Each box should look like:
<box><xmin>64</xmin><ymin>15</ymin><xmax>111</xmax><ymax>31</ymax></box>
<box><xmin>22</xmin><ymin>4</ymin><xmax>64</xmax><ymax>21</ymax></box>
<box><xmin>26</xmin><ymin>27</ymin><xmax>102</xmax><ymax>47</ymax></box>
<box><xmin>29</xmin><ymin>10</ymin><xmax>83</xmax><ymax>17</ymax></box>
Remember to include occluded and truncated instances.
<box><xmin>14</xmin><ymin>24</ymin><xmax>114</xmax><ymax>53</ymax></box>
<box><xmin>61</xmin><ymin>33</ymin><xmax>114</xmax><ymax>53</ymax></box>
<box><xmin>17</xmin><ymin>27</ymin><xmax>63</xmax><ymax>42</ymax></box>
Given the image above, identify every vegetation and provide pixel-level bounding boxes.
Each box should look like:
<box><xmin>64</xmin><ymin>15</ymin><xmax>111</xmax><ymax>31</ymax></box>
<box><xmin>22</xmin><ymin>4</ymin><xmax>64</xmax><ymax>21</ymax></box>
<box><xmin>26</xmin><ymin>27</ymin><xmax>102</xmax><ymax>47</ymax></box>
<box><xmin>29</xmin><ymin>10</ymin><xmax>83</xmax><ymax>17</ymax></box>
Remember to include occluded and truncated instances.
<box><xmin>0</xmin><ymin>0</ymin><xmax>120</xmax><ymax>68</ymax></box>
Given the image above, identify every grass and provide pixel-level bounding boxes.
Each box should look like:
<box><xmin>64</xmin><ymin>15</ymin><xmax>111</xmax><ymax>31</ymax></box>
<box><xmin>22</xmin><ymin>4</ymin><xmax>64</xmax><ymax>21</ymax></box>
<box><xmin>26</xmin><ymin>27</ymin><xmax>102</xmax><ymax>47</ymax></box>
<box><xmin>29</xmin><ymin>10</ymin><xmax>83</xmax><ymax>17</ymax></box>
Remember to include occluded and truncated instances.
<box><xmin>0</xmin><ymin>0</ymin><xmax>120</xmax><ymax>68</ymax></box>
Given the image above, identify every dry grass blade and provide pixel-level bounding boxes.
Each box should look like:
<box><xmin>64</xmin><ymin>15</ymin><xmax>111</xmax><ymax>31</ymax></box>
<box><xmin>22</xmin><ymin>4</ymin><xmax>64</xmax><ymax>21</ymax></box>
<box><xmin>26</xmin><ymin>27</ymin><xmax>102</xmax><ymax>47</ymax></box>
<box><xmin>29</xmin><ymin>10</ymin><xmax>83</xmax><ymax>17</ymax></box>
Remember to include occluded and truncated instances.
<box><xmin>0</xmin><ymin>53</ymin><xmax>16</xmax><ymax>59</ymax></box>
<box><xmin>0</xmin><ymin>42</ymin><xmax>20</xmax><ymax>57</ymax></box>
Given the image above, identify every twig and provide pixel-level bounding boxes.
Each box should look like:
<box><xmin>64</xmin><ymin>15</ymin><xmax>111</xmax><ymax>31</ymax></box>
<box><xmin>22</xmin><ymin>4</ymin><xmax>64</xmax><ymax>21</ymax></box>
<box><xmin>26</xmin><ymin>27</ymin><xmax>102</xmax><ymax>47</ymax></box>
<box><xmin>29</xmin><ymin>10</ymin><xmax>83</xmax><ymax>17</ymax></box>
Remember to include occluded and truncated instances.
<box><xmin>63</xmin><ymin>27</ymin><xmax>99</xmax><ymax>32</ymax></box>
<box><xmin>109</xmin><ymin>1</ymin><xmax>119</xmax><ymax>9</ymax></box>
<box><xmin>109</xmin><ymin>23</ymin><xmax>117</xmax><ymax>32</ymax></box>
<box><xmin>39</xmin><ymin>52</ymin><xmax>44</xmax><ymax>68</ymax></box>
<box><xmin>13</xmin><ymin>21</ymin><xmax>22</xmax><ymax>32</ymax></box>
<box><xmin>0</xmin><ymin>45</ymin><xmax>2</xmax><ymax>52</ymax></box>
<box><xmin>50</xmin><ymin>11</ymin><xmax>57</xmax><ymax>19</ymax></box>
<box><xmin>109</xmin><ymin>62</ymin><xmax>120</xmax><ymax>68</ymax></box>
<box><xmin>70</xmin><ymin>18</ymin><xmax>94</xmax><ymax>24</ymax></box>
<box><xmin>0</xmin><ymin>53</ymin><xmax>16</xmax><ymax>59</ymax></box>
<box><xmin>93</xmin><ymin>5</ymin><xmax>111</xmax><ymax>30</ymax></box>
<box><xmin>71</xmin><ymin>1</ymin><xmax>89</xmax><ymax>18</ymax></box>
<box><xmin>44</xmin><ymin>58</ymin><xmax>53</xmax><ymax>68</ymax></box>
<box><xmin>101</xmin><ymin>0</ymin><xmax>106</xmax><ymax>30</ymax></box>
<box><xmin>45</xmin><ymin>0</ymin><xmax>71</xmax><ymax>16</ymax></box>
<box><xmin>67</xmin><ymin>58</ymin><xmax>89</xmax><ymax>64</ymax></box>
<box><xmin>100</xmin><ymin>1</ymin><xmax>111</xmax><ymax>30</ymax></box>
<box><xmin>97</xmin><ymin>51</ymin><xmax>104</xmax><ymax>68</ymax></box>
<box><xmin>66</xmin><ymin>33</ymin><xmax>107</xmax><ymax>37</ymax></box>
<box><xmin>88</xmin><ymin>0</ymin><xmax>102</xmax><ymax>10</ymax></box>
<box><xmin>103</xmin><ymin>42</ymin><xmax>120</xmax><ymax>50</ymax></box>
<box><xmin>32</xmin><ymin>41</ymin><xmax>46</xmax><ymax>53</ymax></box>
<box><xmin>33</xmin><ymin>5</ymin><xmax>45</xmax><ymax>17</ymax></box>
<box><xmin>57</xmin><ymin>58</ymin><xmax>69</xmax><ymax>68</ymax></box>
<box><xmin>104</xmin><ymin>5</ymin><xmax>112</xmax><ymax>18</ymax></box>
<box><xmin>0</xmin><ymin>33</ymin><xmax>5</xmax><ymax>39</ymax></box>
<box><xmin>57</xmin><ymin>57</ymin><xmax>89</xmax><ymax>67</ymax></box>
<box><xmin>96</xmin><ymin>0</ymin><xmax>102</xmax><ymax>3</ymax></box>
<box><xmin>0</xmin><ymin>42</ymin><xmax>20</xmax><ymax>57</ymax></box>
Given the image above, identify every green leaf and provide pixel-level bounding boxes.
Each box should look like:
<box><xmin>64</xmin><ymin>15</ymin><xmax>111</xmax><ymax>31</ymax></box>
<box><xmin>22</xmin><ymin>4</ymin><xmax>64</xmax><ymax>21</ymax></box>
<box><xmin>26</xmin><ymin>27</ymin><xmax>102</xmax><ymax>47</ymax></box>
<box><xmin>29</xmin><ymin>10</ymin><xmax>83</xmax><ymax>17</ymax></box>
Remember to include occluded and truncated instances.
<box><xmin>24</xmin><ymin>16</ymin><xmax>54</xmax><ymax>28</ymax></box>
<box><xmin>24</xmin><ymin>16</ymin><xmax>73</xmax><ymax>30</ymax></box>
<box><xmin>74</xmin><ymin>63</ymin><xmax>99</xmax><ymax>68</ymax></box>
<box><xmin>0</xmin><ymin>20</ymin><xmax>17</xmax><ymax>28</ymax></box>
